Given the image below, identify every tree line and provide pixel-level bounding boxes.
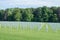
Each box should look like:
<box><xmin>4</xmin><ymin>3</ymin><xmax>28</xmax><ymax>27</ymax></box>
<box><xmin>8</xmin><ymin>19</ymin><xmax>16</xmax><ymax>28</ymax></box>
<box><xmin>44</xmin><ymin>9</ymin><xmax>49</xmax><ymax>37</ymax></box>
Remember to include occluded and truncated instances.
<box><xmin>0</xmin><ymin>6</ymin><xmax>60</xmax><ymax>22</ymax></box>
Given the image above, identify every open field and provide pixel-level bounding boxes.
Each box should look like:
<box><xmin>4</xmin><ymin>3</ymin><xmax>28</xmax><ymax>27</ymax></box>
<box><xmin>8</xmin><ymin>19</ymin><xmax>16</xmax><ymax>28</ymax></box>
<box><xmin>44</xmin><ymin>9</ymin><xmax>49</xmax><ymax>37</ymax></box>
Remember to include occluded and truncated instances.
<box><xmin>0</xmin><ymin>25</ymin><xmax>60</xmax><ymax>40</ymax></box>
<box><xmin>0</xmin><ymin>22</ymin><xmax>60</xmax><ymax>40</ymax></box>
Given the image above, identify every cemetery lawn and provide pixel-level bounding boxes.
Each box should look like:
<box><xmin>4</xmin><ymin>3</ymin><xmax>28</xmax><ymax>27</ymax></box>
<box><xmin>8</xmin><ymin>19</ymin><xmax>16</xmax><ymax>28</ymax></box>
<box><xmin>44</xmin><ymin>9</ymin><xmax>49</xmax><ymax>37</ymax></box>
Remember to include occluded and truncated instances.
<box><xmin>0</xmin><ymin>27</ymin><xmax>60</xmax><ymax>40</ymax></box>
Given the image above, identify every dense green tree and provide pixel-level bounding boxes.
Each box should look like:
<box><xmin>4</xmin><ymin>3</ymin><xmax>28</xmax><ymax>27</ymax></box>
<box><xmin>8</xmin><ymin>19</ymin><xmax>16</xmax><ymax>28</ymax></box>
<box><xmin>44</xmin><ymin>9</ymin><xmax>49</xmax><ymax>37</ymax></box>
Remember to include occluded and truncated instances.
<box><xmin>12</xmin><ymin>8</ymin><xmax>22</xmax><ymax>21</ymax></box>
<box><xmin>33</xmin><ymin>7</ymin><xmax>43</xmax><ymax>22</ymax></box>
<box><xmin>50</xmin><ymin>7</ymin><xmax>58</xmax><ymax>22</ymax></box>
<box><xmin>47</xmin><ymin>8</ymin><xmax>53</xmax><ymax>22</ymax></box>
<box><xmin>0</xmin><ymin>6</ymin><xmax>59</xmax><ymax>22</ymax></box>
<box><xmin>4</xmin><ymin>9</ymin><xmax>13</xmax><ymax>21</ymax></box>
<box><xmin>56</xmin><ymin>7</ymin><xmax>60</xmax><ymax>22</ymax></box>
<box><xmin>0</xmin><ymin>10</ymin><xmax>4</xmax><ymax>21</ymax></box>
<box><xmin>52</xmin><ymin>14</ymin><xmax>58</xmax><ymax>22</ymax></box>
<box><xmin>22</xmin><ymin>8</ymin><xmax>33</xmax><ymax>21</ymax></box>
<box><xmin>42</xmin><ymin>6</ymin><xmax>49</xmax><ymax>22</ymax></box>
<box><xmin>50</xmin><ymin>7</ymin><xmax>57</xmax><ymax>14</ymax></box>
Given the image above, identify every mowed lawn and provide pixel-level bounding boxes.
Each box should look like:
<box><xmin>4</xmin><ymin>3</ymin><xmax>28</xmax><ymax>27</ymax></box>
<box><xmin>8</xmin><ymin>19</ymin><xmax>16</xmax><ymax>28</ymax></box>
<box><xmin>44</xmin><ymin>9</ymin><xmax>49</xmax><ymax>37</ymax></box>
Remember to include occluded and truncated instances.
<box><xmin>0</xmin><ymin>26</ymin><xmax>60</xmax><ymax>40</ymax></box>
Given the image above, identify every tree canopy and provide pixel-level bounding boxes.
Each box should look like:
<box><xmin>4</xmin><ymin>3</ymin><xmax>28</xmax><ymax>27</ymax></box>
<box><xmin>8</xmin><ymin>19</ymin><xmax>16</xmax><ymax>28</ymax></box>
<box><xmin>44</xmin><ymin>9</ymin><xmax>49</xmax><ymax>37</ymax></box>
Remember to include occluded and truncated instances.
<box><xmin>0</xmin><ymin>6</ymin><xmax>60</xmax><ymax>22</ymax></box>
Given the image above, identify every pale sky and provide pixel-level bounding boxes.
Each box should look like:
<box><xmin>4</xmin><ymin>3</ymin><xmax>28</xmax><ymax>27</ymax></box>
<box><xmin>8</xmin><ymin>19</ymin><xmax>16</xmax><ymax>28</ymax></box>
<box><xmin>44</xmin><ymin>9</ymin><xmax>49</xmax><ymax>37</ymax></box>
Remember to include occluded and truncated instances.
<box><xmin>0</xmin><ymin>0</ymin><xmax>60</xmax><ymax>9</ymax></box>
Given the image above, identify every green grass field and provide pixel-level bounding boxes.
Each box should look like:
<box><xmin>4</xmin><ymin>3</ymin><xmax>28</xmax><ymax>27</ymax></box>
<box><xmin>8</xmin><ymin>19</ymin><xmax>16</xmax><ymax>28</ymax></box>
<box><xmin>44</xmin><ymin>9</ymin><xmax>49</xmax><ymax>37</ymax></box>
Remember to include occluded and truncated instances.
<box><xmin>0</xmin><ymin>25</ymin><xmax>60</xmax><ymax>40</ymax></box>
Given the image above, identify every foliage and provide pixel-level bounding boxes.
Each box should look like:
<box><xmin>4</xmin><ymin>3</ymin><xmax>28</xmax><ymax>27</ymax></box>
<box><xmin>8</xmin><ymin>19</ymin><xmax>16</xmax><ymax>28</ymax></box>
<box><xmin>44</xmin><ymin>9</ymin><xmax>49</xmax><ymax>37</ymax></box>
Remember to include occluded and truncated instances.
<box><xmin>0</xmin><ymin>6</ymin><xmax>59</xmax><ymax>22</ymax></box>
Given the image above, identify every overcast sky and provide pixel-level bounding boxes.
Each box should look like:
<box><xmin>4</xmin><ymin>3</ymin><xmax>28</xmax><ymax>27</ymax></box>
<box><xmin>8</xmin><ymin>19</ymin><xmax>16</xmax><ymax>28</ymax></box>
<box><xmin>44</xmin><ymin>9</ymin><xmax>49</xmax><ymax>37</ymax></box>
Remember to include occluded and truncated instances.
<box><xmin>0</xmin><ymin>0</ymin><xmax>60</xmax><ymax>9</ymax></box>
